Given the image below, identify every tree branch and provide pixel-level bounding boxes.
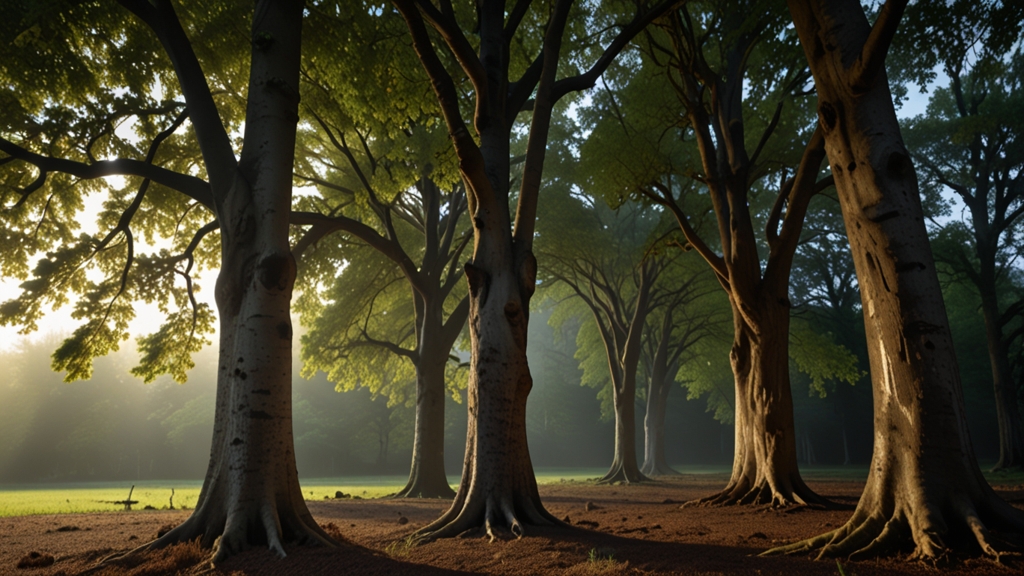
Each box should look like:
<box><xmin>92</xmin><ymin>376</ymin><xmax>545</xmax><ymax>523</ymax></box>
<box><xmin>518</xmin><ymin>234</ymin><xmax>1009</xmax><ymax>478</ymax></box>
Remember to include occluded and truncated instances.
<box><xmin>0</xmin><ymin>136</ymin><xmax>213</xmax><ymax>209</ymax></box>
<box><xmin>116</xmin><ymin>0</ymin><xmax>237</xmax><ymax>200</ymax></box>
<box><xmin>551</xmin><ymin>0</ymin><xmax>683</xmax><ymax>101</ymax></box>
<box><xmin>850</xmin><ymin>0</ymin><xmax>909</xmax><ymax>93</ymax></box>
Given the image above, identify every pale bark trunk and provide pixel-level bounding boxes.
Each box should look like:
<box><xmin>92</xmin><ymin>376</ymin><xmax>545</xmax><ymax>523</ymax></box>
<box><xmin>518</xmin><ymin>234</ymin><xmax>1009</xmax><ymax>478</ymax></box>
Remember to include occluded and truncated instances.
<box><xmin>641</xmin><ymin>369</ymin><xmax>678</xmax><ymax>476</ymax></box>
<box><xmin>141</xmin><ymin>0</ymin><xmax>333</xmax><ymax>563</ymax></box>
<box><xmin>771</xmin><ymin>0</ymin><xmax>1024</xmax><ymax>559</ymax></box>
<box><xmin>410</xmin><ymin>86</ymin><xmax>557</xmax><ymax>537</ymax></box>
<box><xmin>699</xmin><ymin>300</ymin><xmax>825</xmax><ymax>506</ymax></box>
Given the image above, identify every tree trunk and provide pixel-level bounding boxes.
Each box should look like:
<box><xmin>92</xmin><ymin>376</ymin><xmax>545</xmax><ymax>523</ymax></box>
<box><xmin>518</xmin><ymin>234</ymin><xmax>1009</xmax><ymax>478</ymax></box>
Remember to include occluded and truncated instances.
<box><xmin>771</xmin><ymin>0</ymin><xmax>1024</xmax><ymax>558</ymax></box>
<box><xmin>697</xmin><ymin>300</ymin><xmax>826</xmax><ymax>506</ymax></box>
<box><xmin>980</xmin><ymin>284</ymin><xmax>1024</xmax><ymax>471</ymax></box>
<box><xmin>601</xmin><ymin>369</ymin><xmax>647</xmax><ymax>483</ymax></box>
<box><xmin>641</xmin><ymin>375</ymin><xmax>677</xmax><ymax>476</ymax></box>
<box><xmin>394</xmin><ymin>353</ymin><xmax>455</xmax><ymax>498</ymax></box>
<box><xmin>141</xmin><ymin>0</ymin><xmax>332</xmax><ymax>563</ymax></box>
<box><xmin>411</xmin><ymin>223</ymin><xmax>557</xmax><ymax>542</ymax></box>
<box><xmin>641</xmin><ymin>368</ymin><xmax>679</xmax><ymax>477</ymax></box>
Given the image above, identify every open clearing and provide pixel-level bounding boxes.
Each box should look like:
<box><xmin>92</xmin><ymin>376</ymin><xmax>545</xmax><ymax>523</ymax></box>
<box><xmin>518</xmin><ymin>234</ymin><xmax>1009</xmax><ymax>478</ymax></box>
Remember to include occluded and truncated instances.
<box><xmin>2</xmin><ymin>471</ymin><xmax>1023</xmax><ymax>575</ymax></box>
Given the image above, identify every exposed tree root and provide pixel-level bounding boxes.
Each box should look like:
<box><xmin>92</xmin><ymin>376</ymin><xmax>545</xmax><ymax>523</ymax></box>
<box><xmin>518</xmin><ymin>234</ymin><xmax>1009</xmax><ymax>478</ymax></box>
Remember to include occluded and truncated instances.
<box><xmin>686</xmin><ymin>474</ymin><xmax>830</xmax><ymax>509</ymax></box>
<box><xmin>597</xmin><ymin>463</ymin><xmax>650</xmax><ymax>485</ymax></box>
<box><xmin>640</xmin><ymin>461</ymin><xmax>680</xmax><ymax>477</ymax></box>
<box><xmin>87</xmin><ymin>495</ymin><xmax>337</xmax><ymax>571</ymax></box>
<box><xmin>762</xmin><ymin>491</ymin><xmax>1024</xmax><ymax>562</ymax></box>
<box><xmin>411</xmin><ymin>488</ymin><xmax>565</xmax><ymax>544</ymax></box>
<box><xmin>392</xmin><ymin>478</ymin><xmax>456</xmax><ymax>499</ymax></box>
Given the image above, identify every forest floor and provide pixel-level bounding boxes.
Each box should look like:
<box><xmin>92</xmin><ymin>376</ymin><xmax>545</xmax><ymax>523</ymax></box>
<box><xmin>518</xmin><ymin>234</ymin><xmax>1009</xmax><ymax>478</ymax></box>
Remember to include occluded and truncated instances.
<box><xmin>2</xmin><ymin>474</ymin><xmax>1023</xmax><ymax>575</ymax></box>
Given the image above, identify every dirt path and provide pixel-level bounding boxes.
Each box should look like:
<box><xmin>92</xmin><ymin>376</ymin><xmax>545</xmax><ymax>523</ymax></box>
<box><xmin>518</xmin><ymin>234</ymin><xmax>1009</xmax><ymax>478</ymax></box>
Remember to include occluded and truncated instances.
<box><xmin>2</xmin><ymin>475</ymin><xmax>1022</xmax><ymax>575</ymax></box>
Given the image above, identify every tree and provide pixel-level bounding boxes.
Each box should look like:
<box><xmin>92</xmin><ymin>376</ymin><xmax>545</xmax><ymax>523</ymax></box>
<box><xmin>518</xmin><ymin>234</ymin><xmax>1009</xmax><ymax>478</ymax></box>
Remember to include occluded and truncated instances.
<box><xmin>638</xmin><ymin>259</ymin><xmax>721</xmax><ymax>476</ymax></box>
<box><xmin>293</xmin><ymin>5</ymin><xmax>471</xmax><ymax>497</ymax></box>
<box><xmin>771</xmin><ymin>0</ymin><xmax>1024</xmax><ymax>559</ymax></box>
<box><xmin>0</xmin><ymin>0</ymin><xmax>331</xmax><ymax>562</ymax></box>
<box><xmin>590</xmin><ymin>0</ymin><xmax>835</xmax><ymax>506</ymax></box>
<box><xmin>298</xmin><ymin>228</ymin><xmax>468</xmax><ymax>497</ymax></box>
<box><xmin>391</xmin><ymin>0</ymin><xmax>676</xmax><ymax>541</ymax></box>
<box><xmin>539</xmin><ymin>192</ymin><xmax>682</xmax><ymax>484</ymax></box>
<box><xmin>898</xmin><ymin>3</ymin><xmax>1024</xmax><ymax>469</ymax></box>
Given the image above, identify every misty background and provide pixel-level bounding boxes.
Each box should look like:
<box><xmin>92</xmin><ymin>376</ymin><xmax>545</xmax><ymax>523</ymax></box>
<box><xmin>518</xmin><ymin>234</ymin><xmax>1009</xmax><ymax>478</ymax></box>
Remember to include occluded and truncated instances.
<box><xmin>0</xmin><ymin>283</ymin><xmax>1003</xmax><ymax>485</ymax></box>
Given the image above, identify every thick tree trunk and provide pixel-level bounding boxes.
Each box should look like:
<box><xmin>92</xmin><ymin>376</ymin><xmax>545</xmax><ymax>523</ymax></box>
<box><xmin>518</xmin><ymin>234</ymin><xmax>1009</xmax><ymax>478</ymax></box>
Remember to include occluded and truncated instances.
<box><xmin>696</xmin><ymin>301</ymin><xmax>825</xmax><ymax>507</ymax></box>
<box><xmin>394</xmin><ymin>353</ymin><xmax>455</xmax><ymax>498</ymax></box>
<box><xmin>980</xmin><ymin>286</ymin><xmax>1024</xmax><ymax>471</ymax></box>
<box><xmin>600</xmin><ymin>369</ymin><xmax>647</xmax><ymax>484</ymax></box>
<box><xmin>771</xmin><ymin>0</ymin><xmax>1024</xmax><ymax>559</ymax></box>
<box><xmin>641</xmin><ymin>371</ymin><xmax>678</xmax><ymax>476</ymax></box>
<box><xmin>139</xmin><ymin>0</ymin><xmax>332</xmax><ymax>563</ymax></box>
<box><xmin>412</xmin><ymin>245</ymin><xmax>557</xmax><ymax>542</ymax></box>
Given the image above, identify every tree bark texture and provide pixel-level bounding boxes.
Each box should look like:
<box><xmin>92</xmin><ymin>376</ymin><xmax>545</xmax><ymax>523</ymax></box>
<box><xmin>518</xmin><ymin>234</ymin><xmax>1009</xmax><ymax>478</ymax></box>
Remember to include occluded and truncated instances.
<box><xmin>772</xmin><ymin>0</ymin><xmax>1024</xmax><ymax>559</ymax></box>
<box><xmin>603</xmin><ymin>363</ymin><xmax>647</xmax><ymax>484</ymax></box>
<box><xmin>412</xmin><ymin>227</ymin><xmax>557</xmax><ymax>541</ymax></box>
<box><xmin>696</xmin><ymin>299</ymin><xmax>825</xmax><ymax>506</ymax></box>
<box><xmin>137</xmin><ymin>0</ymin><xmax>333</xmax><ymax>562</ymax></box>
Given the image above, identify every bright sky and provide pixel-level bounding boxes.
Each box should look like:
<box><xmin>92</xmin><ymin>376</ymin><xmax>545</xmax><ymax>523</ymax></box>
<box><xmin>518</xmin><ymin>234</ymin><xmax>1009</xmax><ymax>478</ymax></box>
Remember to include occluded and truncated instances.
<box><xmin>0</xmin><ymin>70</ymin><xmax>945</xmax><ymax>358</ymax></box>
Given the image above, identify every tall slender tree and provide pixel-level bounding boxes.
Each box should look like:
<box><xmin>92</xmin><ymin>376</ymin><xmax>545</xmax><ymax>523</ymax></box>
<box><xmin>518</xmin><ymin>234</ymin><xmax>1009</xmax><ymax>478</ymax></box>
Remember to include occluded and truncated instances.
<box><xmin>293</xmin><ymin>120</ymin><xmax>471</xmax><ymax>498</ymax></box>
<box><xmin>539</xmin><ymin>194</ymin><xmax>679</xmax><ymax>484</ymax></box>
<box><xmin>639</xmin><ymin>262</ymin><xmax>721</xmax><ymax>476</ymax></box>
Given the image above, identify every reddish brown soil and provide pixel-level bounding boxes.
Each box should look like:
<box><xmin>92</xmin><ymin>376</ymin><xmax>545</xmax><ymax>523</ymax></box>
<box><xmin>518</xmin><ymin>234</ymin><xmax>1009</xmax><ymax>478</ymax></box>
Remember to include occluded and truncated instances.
<box><xmin>2</xmin><ymin>475</ymin><xmax>1023</xmax><ymax>575</ymax></box>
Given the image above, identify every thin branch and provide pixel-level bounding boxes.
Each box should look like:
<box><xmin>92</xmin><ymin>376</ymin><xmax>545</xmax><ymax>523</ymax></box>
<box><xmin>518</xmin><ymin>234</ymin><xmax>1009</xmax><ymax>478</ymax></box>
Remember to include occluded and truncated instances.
<box><xmin>551</xmin><ymin>0</ymin><xmax>683</xmax><ymax>101</ymax></box>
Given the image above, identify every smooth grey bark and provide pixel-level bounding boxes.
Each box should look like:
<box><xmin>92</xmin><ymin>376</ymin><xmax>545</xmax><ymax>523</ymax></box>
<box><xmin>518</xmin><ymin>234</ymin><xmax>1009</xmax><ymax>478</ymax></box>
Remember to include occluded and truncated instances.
<box><xmin>6</xmin><ymin>0</ymin><xmax>331</xmax><ymax>563</ymax></box>
<box><xmin>770</xmin><ymin>0</ymin><xmax>1024</xmax><ymax>559</ymax></box>
<box><xmin>641</xmin><ymin>358</ymin><xmax>680</xmax><ymax>477</ymax></box>
<box><xmin>144</xmin><ymin>0</ymin><xmax>332</xmax><ymax>563</ymax></box>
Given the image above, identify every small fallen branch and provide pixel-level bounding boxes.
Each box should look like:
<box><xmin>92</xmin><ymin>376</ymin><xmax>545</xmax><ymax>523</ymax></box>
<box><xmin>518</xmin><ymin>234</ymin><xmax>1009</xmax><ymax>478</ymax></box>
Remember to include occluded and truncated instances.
<box><xmin>113</xmin><ymin>485</ymin><xmax>139</xmax><ymax>511</ymax></box>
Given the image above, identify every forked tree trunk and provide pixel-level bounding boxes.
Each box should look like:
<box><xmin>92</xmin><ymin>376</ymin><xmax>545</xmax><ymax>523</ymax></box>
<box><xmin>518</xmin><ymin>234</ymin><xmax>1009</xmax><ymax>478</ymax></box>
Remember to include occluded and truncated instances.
<box><xmin>394</xmin><ymin>351</ymin><xmax>455</xmax><ymax>498</ymax></box>
<box><xmin>138</xmin><ymin>0</ymin><xmax>333</xmax><ymax>563</ymax></box>
<box><xmin>595</xmin><ymin>276</ymin><xmax>654</xmax><ymax>484</ymax></box>
<box><xmin>699</xmin><ymin>300</ymin><xmax>826</xmax><ymax>506</ymax></box>
<box><xmin>641</xmin><ymin>368</ymin><xmax>678</xmax><ymax>476</ymax></box>
<box><xmin>980</xmin><ymin>285</ymin><xmax>1024</xmax><ymax>471</ymax></box>
<box><xmin>770</xmin><ymin>0</ymin><xmax>1024</xmax><ymax>559</ymax></box>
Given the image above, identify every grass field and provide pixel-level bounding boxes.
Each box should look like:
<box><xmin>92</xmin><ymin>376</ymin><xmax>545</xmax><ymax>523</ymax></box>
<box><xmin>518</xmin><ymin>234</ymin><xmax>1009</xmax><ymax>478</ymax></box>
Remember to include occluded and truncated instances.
<box><xmin>2</xmin><ymin>464</ymin><xmax>1020</xmax><ymax>518</ymax></box>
